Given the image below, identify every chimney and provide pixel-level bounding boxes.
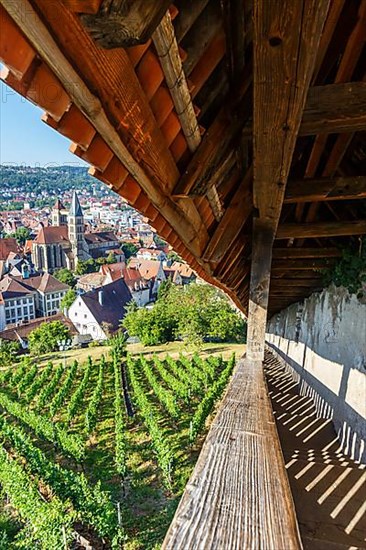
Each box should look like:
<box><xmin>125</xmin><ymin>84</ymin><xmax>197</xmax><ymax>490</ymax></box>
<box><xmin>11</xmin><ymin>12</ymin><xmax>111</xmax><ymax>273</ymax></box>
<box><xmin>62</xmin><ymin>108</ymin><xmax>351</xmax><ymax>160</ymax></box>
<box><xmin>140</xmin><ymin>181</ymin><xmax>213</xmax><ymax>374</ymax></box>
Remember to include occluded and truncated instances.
<box><xmin>98</xmin><ymin>289</ymin><xmax>104</xmax><ymax>306</ymax></box>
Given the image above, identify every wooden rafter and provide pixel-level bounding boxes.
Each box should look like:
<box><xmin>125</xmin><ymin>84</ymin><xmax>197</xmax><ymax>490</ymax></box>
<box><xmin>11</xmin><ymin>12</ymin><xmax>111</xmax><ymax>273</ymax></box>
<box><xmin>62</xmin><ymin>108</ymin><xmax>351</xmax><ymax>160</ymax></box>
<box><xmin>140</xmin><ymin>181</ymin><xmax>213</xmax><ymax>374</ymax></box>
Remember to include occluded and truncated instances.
<box><xmin>242</xmin><ymin>81</ymin><xmax>366</xmax><ymax>137</ymax></box>
<box><xmin>277</xmin><ymin>220</ymin><xmax>366</xmax><ymax>240</ymax></box>
<box><xmin>152</xmin><ymin>12</ymin><xmax>201</xmax><ymax>153</ymax></box>
<box><xmin>284</xmin><ymin>176</ymin><xmax>366</xmax><ymax>203</ymax></box>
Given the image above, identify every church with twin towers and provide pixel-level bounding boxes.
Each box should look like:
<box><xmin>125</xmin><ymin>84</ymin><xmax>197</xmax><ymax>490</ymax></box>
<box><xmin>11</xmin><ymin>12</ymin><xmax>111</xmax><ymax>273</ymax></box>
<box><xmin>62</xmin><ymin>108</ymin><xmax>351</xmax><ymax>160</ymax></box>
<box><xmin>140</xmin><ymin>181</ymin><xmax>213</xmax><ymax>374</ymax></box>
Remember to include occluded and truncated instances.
<box><xmin>31</xmin><ymin>192</ymin><xmax>121</xmax><ymax>273</ymax></box>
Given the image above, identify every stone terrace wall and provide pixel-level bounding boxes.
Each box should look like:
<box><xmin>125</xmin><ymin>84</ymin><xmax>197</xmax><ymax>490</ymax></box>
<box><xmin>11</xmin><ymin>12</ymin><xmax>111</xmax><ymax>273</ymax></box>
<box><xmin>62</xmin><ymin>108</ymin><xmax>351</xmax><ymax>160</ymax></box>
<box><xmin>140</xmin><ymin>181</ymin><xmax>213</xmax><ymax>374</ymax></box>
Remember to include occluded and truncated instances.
<box><xmin>266</xmin><ymin>285</ymin><xmax>366</xmax><ymax>463</ymax></box>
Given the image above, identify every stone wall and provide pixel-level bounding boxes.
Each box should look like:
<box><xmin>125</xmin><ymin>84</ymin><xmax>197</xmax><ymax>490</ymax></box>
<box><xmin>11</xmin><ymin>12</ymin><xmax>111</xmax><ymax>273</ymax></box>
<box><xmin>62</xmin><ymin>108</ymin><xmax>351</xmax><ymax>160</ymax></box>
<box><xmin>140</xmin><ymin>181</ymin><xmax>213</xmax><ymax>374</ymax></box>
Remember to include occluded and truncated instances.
<box><xmin>266</xmin><ymin>285</ymin><xmax>366</xmax><ymax>463</ymax></box>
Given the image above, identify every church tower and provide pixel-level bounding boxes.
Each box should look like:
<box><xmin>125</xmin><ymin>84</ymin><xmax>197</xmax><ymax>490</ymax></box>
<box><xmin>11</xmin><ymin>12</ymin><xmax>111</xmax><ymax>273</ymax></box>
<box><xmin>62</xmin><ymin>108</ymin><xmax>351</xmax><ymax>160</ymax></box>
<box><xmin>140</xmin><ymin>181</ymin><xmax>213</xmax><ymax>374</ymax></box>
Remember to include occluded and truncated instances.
<box><xmin>51</xmin><ymin>198</ymin><xmax>66</xmax><ymax>226</ymax></box>
<box><xmin>68</xmin><ymin>192</ymin><xmax>89</xmax><ymax>265</ymax></box>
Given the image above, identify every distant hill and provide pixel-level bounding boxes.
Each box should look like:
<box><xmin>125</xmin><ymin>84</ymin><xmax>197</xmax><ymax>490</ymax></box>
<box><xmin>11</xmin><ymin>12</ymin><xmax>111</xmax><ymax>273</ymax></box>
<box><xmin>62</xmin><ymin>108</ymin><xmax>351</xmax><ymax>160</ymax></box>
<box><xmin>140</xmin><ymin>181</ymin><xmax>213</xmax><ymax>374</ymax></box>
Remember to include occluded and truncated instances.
<box><xmin>0</xmin><ymin>165</ymin><xmax>114</xmax><ymax>208</ymax></box>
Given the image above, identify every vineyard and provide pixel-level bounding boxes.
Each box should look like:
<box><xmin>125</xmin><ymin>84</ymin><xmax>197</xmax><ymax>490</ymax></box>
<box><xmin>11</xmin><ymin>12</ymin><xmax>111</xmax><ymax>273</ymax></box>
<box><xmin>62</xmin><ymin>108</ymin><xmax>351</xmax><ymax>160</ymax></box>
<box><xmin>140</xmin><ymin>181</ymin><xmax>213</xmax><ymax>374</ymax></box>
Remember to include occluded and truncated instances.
<box><xmin>0</xmin><ymin>349</ymin><xmax>236</xmax><ymax>549</ymax></box>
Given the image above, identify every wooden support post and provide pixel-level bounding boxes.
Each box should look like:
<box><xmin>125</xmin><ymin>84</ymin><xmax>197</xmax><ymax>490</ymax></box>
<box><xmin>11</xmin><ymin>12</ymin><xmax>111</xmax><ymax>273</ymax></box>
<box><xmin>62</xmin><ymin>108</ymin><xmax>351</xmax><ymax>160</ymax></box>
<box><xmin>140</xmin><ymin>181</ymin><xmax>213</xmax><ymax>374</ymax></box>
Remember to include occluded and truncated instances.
<box><xmin>246</xmin><ymin>220</ymin><xmax>275</xmax><ymax>362</ymax></box>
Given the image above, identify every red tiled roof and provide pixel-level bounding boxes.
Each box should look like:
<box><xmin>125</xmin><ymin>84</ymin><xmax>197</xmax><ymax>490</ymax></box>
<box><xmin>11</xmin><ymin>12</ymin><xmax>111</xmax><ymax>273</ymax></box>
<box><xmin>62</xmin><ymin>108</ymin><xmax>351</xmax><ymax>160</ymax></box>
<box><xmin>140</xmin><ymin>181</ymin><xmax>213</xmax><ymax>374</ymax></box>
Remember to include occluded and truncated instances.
<box><xmin>35</xmin><ymin>226</ymin><xmax>69</xmax><ymax>245</ymax></box>
<box><xmin>128</xmin><ymin>258</ymin><xmax>162</xmax><ymax>280</ymax></box>
<box><xmin>13</xmin><ymin>273</ymin><xmax>70</xmax><ymax>293</ymax></box>
<box><xmin>0</xmin><ymin>238</ymin><xmax>18</xmax><ymax>260</ymax></box>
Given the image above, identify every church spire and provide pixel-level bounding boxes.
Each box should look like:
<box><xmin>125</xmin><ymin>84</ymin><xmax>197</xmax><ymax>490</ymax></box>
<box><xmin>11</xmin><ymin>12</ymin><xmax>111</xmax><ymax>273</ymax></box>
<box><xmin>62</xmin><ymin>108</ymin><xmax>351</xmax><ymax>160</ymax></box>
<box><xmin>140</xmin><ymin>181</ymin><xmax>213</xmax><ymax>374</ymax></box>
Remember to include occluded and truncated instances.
<box><xmin>69</xmin><ymin>191</ymin><xmax>83</xmax><ymax>217</ymax></box>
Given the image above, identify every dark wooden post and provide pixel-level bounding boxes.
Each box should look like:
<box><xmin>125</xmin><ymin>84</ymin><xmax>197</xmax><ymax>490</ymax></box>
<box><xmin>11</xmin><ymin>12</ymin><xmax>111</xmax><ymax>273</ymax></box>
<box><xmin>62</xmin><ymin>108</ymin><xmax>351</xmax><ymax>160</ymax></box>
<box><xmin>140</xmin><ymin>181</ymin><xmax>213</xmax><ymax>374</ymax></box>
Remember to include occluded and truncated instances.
<box><xmin>246</xmin><ymin>219</ymin><xmax>274</xmax><ymax>362</ymax></box>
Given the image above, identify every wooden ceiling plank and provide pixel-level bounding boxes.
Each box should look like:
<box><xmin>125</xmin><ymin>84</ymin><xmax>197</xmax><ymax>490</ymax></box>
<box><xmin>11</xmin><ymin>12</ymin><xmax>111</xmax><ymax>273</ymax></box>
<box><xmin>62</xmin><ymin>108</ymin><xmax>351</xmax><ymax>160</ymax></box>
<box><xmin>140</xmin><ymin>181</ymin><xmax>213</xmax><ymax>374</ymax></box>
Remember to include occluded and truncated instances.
<box><xmin>277</xmin><ymin>220</ymin><xmax>366</xmax><ymax>239</ymax></box>
<box><xmin>80</xmin><ymin>0</ymin><xmax>172</xmax><ymax>48</ymax></box>
<box><xmin>284</xmin><ymin>175</ymin><xmax>366</xmax><ymax>203</ymax></box>
<box><xmin>242</xmin><ymin>81</ymin><xmax>366</xmax><ymax>137</ymax></box>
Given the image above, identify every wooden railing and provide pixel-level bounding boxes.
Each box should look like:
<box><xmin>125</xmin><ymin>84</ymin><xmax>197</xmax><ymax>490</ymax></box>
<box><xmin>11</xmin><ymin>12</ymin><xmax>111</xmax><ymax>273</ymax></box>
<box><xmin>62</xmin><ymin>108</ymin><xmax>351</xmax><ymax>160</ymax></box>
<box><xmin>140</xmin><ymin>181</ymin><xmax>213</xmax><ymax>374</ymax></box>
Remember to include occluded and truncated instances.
<box><xmin>162</xmin><ymin>356</ymin><xmax>302</xmax><ymax>549</ymax></box>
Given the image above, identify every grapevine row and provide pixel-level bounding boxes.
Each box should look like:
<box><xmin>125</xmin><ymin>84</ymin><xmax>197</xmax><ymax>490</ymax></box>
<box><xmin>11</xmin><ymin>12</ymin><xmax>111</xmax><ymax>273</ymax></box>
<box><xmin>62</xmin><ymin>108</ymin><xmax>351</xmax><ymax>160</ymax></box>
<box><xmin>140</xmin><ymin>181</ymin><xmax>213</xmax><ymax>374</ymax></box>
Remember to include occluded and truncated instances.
<box><xmin>0</xmin><ymin>444</ymin><xmax>76</xmax><ymax>550</ymax></box>
<box><xmin>190</xmin><ymin>353</ymin><xmax>236</xmax><ymax>441</ymax></box>
<box><xmin>16</xmin><ymin>363</ymin><xmax>38</xmax><ymax>395</ymax></box>
<box><xmin>113</xmin><ymin>357</ymin><xmax>127</xmax><ymax>477</ymax></box>
<box><xmin>163</xmin><ymin>354</ymin><xmax>199</xmax><ymax>394</ymax></box>
<box><xmin>0</xmin><ymin>417</ymin><xmax>123</xmax><ymax>546</ymax></box>
<box><xmin>85</xmin><ymin>356</ymin><xmax>104</xmax><ymax>434</ymax></box>
<box><xmin>139</xmin><ymin>356</ymin><xmax>179</xmax><ymax>418</ymax></box>
<box><xmin>66</xmin><ymin>358</ymin><xmax>92</xmax><ymax>423</ymax></box>
<box><xmin>50</xmin><ymin>360</ymin><xmax>78</xmax><ymax>417</ymax></box>
<box><xmin>127</xmin><ymin>355</ymin><xmax>173</xmax><ymax>486</ymax></box>
<box><xmin>25</xmin><ymin>361</ymin><xmax>53</xmax><ymax>403</ymax></box>
<box><xmin>152</xmin><ymin>355</ymin><xmax>188</xmax><ymax>400</ymax></box>
<box><xmin>0</xmin><ymin>391</ymin><xmax>84</xmax><ymax>461</ymax></box>
<box><xmin>36</xmin><ymin>363</ymin><xmax>64</xmax><ymax>410</ymax></box>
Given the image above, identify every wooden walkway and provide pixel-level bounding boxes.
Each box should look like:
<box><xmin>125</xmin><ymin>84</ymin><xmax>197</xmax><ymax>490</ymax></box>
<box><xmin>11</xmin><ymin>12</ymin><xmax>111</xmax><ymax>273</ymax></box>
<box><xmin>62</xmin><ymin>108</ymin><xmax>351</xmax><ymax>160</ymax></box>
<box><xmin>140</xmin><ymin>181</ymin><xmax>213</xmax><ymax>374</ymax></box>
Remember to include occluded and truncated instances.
<box><xmin>163</xmin><ymin>356</ymin><xmax>302</xmax><ymax>549</ymax></box>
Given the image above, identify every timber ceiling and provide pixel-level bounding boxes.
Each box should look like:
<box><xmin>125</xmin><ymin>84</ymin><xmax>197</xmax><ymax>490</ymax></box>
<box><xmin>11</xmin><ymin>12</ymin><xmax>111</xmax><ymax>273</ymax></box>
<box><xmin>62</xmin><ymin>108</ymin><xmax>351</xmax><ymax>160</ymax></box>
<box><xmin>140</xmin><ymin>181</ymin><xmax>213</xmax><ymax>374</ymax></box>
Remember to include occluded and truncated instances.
<box><xmin>0</xmin><ymin>0</ymin><xmax>365</xmax><ymax>315</ymax></box>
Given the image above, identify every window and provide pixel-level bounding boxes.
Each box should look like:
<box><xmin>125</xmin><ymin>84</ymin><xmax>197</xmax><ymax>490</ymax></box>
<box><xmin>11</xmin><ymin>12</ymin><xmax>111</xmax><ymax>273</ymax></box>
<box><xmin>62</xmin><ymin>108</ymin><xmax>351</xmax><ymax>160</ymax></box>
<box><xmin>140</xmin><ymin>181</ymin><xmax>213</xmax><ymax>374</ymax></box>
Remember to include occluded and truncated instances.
<box><xmin>84</xmin><ymin>314</ymin><xmax>87</xmax><ymax>319</ymax></box>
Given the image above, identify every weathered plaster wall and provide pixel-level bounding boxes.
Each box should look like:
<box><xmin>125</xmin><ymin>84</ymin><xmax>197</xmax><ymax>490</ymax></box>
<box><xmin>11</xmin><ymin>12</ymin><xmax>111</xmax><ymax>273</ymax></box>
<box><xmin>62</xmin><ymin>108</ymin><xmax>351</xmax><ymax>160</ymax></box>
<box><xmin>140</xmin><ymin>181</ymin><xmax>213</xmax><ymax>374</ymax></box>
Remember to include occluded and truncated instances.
<box><xmin>266</xmin><ymin>285</ymin><xmax>366</xmax><ymax>463</ymax></box>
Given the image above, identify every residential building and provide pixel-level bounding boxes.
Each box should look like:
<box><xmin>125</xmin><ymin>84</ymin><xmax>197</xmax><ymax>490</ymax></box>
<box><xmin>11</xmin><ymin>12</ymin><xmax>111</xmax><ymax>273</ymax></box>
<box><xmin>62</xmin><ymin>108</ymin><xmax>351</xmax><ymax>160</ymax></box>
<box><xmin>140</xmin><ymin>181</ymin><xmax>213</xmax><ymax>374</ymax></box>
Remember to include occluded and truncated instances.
<box><xmin>0</xmin><ymin>271</ymin><xmax>69</xmax><ymax>330</ymax></box>
<box><xmin>0</xmin><ymin>275</ymin><xmax>36</xmax><ymax>330</ymax></box>
<box><xmin>14</xmin><ymin>272</ymin><xmax>70</xmax><ymax>317</ymax></box>
<box><xmin>68</xmin><ymin>279</ymin><xmax>132</xmax><ymax>341</ymax></box>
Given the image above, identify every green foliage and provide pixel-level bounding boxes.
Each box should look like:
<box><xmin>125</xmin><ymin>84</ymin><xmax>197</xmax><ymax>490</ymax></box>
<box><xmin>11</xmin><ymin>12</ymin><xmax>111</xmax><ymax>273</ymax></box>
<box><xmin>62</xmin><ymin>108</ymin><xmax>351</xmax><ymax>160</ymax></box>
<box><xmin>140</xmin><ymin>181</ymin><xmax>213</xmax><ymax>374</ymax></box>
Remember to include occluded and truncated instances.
<box><xmin>0</xmin><ymin>445</ymin><xmax>76</xmax><ymax>550</ymax></box>
<box><xmin>28</xmin><ymin>321</ymin><xmax>70</xmax><ymax>355</ymax></box>
<box><xmin>323</xmin><ymin>238</ymin><xmax>366</xmax><ymax>297</ymax></box>
<box><xmin>75</xmin><ymin>258</ymin><xmax>98</xmax><ymax>275</ymax></box>
<box><xmin>8</xmin><ymin>227</ymin><xmax>31</xmax><ymax>245</ymax></box>
<box><xmin>0</xmin><ymin>339</ymin><xmax>21</xmax><ymax>366</ymax></box>
<box><xmin>0</xmin><ymin>391</ymin><xmax>84</xmax><ymax>461</ymax></box>
<box><xmin>126</xmin><ymin>354</ymin><xmax>173</xmax><ymax>487</ymax></box>
<box><xmin>106</xmin><ymin>251</ymin><xmax>117</xmax><ymax>264</ymax></box>
<box><xmin>190</xmin><ymin>353</ymin><xmax>236</xmax><ymax>441</ymax></box>
<box><xmin>0</xmin><ymin>417</ymin><xmax>123</xmax><ymax>544</ymax></box>
<box><xmin>123</xmin><ymin>283</ymin><xmax>246</xmax><ymax>346</ymax></box>
<box><xmin>54</xmin><ymin>268</ymin><xmax>76</xmax><ymax>288</ymax></box>
<box><xmin>61</xmin><ymin>289</ymin><xmax>77</xmax><ymax>310</ymax></box>
<box><xmin>85</xmin><ymin>357</ymin><xmax>104</xmax><ymax>433</ymax></box>
<box><xmin>122</xmin><ymin>242</ymin><xmax>138</xmax><ymax>259</ymax></box>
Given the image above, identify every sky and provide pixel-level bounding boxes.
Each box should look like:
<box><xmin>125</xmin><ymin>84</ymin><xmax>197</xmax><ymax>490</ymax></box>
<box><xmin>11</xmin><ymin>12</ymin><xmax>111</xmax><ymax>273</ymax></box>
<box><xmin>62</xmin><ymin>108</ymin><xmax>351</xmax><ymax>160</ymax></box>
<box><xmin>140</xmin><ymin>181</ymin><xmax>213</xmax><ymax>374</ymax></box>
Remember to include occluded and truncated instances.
<box><xmin>0</xmin><ymin>80</ymin><xmax>87</xmax><ymax>167</ymax></box>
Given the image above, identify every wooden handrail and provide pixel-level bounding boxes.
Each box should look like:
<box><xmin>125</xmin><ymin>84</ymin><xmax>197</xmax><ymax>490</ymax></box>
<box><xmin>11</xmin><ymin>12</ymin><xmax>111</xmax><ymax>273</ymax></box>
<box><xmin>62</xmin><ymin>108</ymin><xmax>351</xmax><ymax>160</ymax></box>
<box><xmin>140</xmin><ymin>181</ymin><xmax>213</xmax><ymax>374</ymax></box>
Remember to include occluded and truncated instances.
<box><xmin>162</xmin><ymin>356</ymin><xmax>302</xmax><ymax>549</ymax></box>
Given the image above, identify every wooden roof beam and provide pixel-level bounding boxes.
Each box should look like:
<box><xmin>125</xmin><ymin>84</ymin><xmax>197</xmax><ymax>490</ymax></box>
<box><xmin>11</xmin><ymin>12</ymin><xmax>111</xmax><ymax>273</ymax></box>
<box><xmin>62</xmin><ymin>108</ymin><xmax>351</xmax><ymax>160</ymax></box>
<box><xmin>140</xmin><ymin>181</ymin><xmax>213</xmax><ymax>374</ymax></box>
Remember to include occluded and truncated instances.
<box><xmin>242</xmin><ymin>81</ymin><xmax>366</xmax><ymax>137</ymax></box>
<box><xmin>276</xmin><ymin>220</ymin><xmax>366</xmax><ymax>240</ymax></box>
<box><xmin>80</xmin><ymin>0</ymin><xmax>172</xmax><ymax>48</ymax></box>
<box><xmin>153</xmin><ymin>12</ymin><xmax>201</xmax><ymax>154</ymax></box>
<box><xmin>272</xmin><ymin>247</ymin><xmax>341</xmax><ymax>259</ymax></box>
<box><xmin>247</xmin><ymin>0</ymin><xmax>329</xmax><ymax>363</ymax></box>
<box><xmin>284</xmin><ymin>176</ymin><xmax>366</xmax><ymax>204</ymax></box>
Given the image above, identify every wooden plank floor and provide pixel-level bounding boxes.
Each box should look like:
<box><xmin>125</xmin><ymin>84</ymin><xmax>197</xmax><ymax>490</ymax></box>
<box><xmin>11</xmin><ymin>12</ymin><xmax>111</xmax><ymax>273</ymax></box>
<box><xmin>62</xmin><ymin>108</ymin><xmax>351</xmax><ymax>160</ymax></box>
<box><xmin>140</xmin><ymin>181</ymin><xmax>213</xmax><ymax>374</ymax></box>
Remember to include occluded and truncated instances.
<box><xmin>162</xmin><ymin>356</ymin><xmax>302</xmax><ymax>549</ymax></box>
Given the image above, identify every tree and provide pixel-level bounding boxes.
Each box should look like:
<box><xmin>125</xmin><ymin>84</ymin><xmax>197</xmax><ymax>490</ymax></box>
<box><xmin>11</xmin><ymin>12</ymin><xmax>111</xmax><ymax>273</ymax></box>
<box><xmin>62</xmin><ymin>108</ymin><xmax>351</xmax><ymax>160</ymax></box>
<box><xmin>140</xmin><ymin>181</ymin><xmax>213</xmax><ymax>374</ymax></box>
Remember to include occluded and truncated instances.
<box><xmin>123</xmin><ymin>282</ymin><xmax>246</xmax><ymax>347</ymax></box>
<box><xmin>54</xmin><ymin>268</ymin><xmax>76</xmax><ymax>288</ymax></box>
<box><xmin>75</xmin><ymin>258</ymin><xmax>98</xmax><ymax>275</ymax></box>
<box><xmin>0</xmin><ymin>339</ymin><xmax>21</xmax><ymax>366</ymax></box>
<box><xmin>106</xmin><ymin>252</ymin><xmax>117</xmax><ymax>264</ymax></box>
<box><xmin>121</xmin><ymin>243</ymin><xmax>138</xmax><ymax>259</ymax></box>
<box><xmin>28</xmin><ymin>321</ymin><xmax>70</xmax><ymax>356</ymax></box>
<box><xmin>9</xmin><ymin>226</ymin><xmax>31</xmax><ymax>245</ymax></box>
<box><xmin>61</xmin><ymin>289</ymin><xmax>76</xmax><ymax>310</ymax></box>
